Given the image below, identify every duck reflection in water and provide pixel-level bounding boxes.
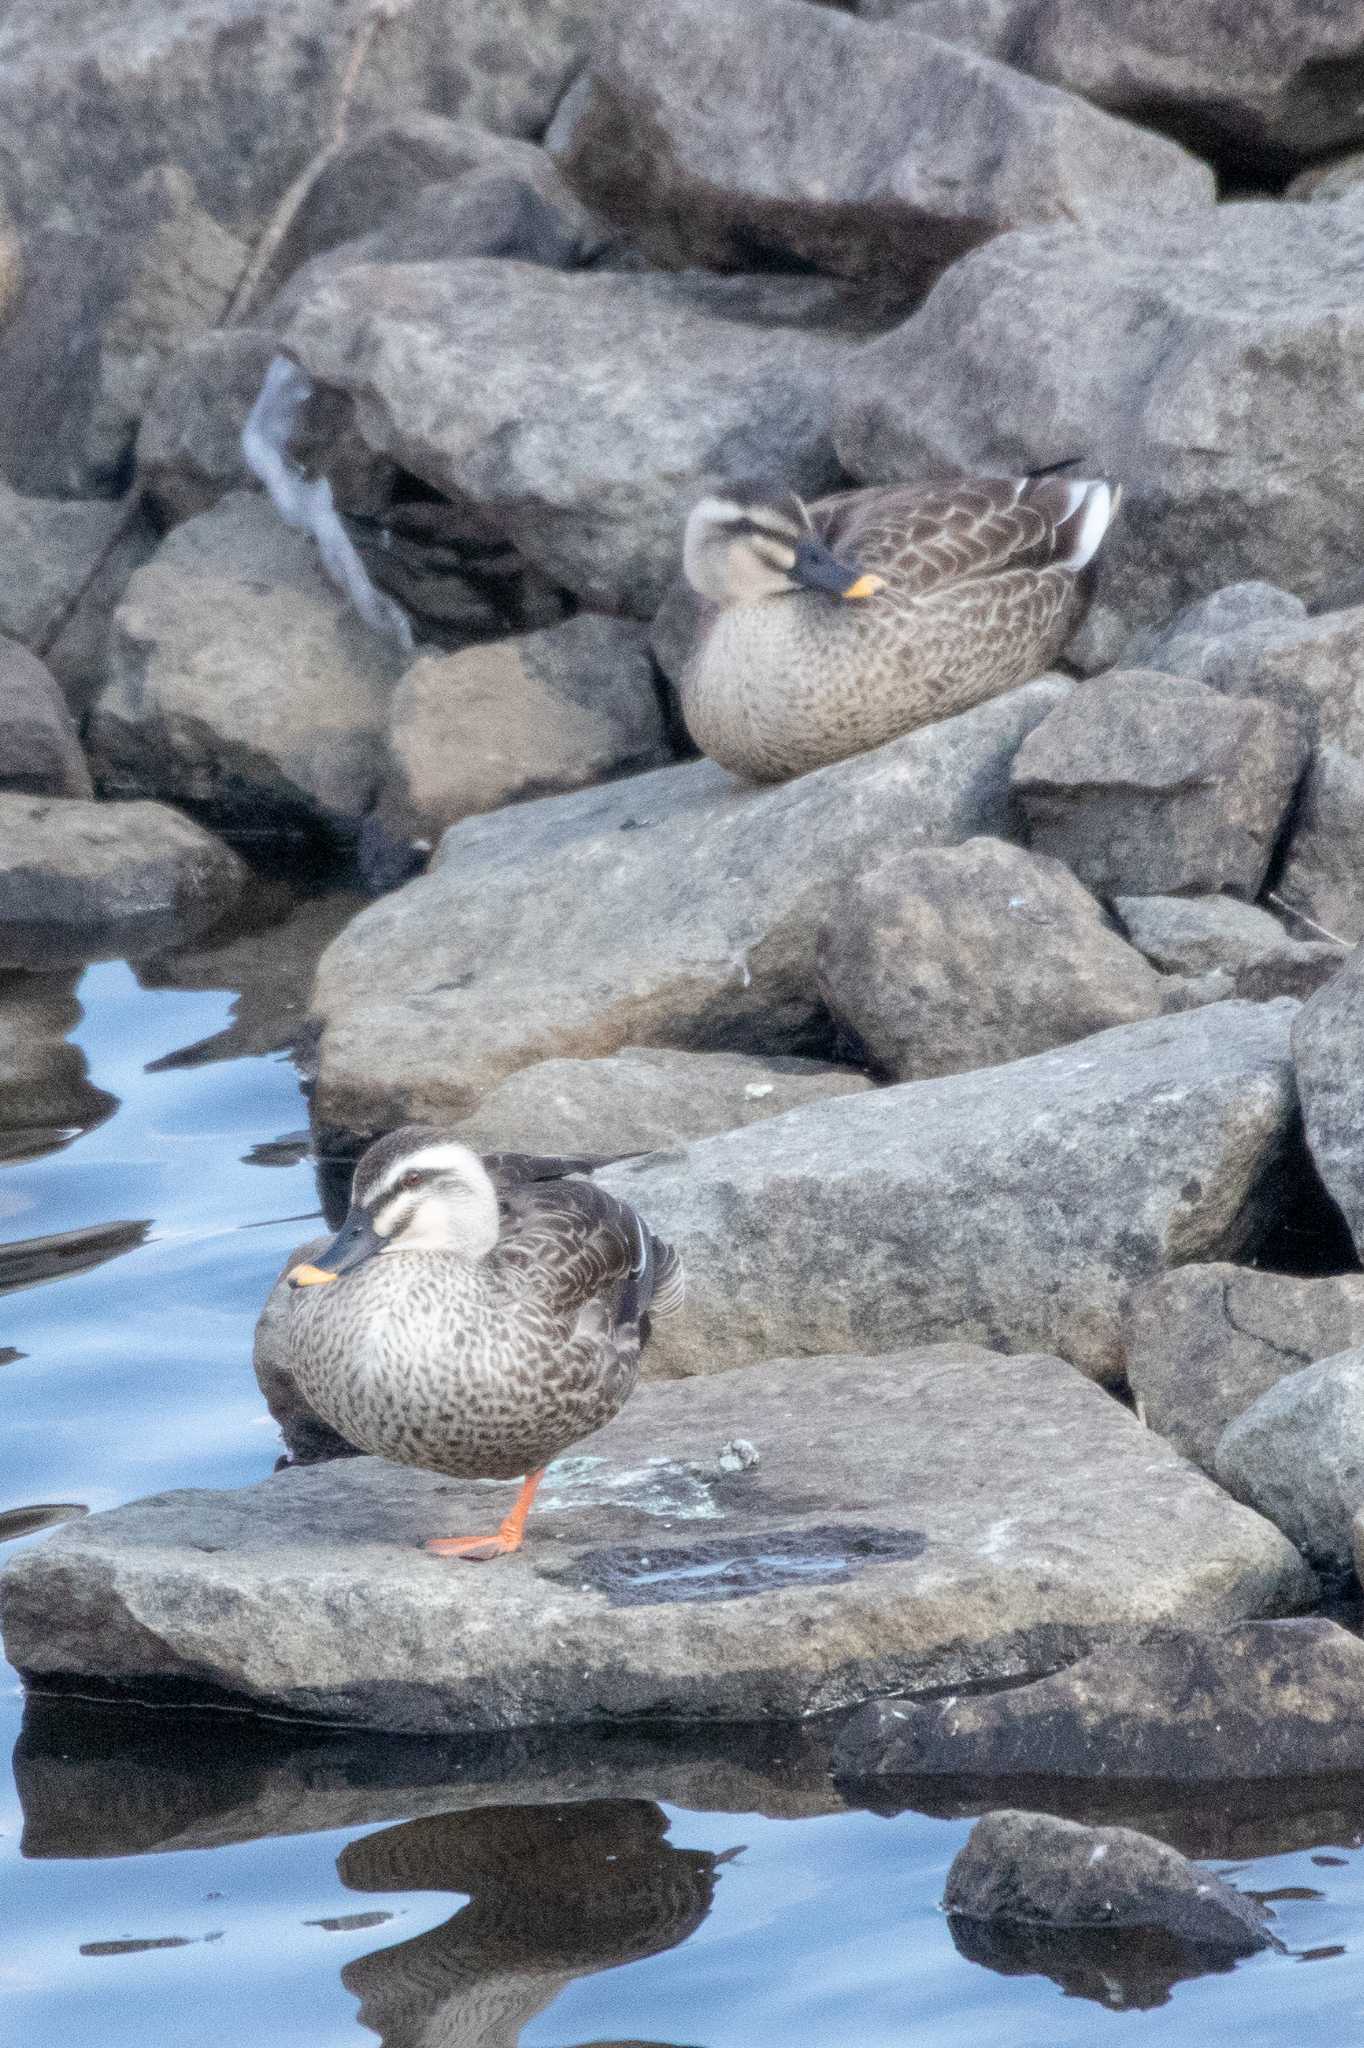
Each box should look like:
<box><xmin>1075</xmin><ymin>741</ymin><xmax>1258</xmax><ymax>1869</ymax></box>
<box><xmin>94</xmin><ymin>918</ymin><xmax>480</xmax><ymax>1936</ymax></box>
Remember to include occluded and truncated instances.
<box><xmin>337</xmin><ymin>1797</ymin><xmax>727</xmax><ymax>2048</ymax></box>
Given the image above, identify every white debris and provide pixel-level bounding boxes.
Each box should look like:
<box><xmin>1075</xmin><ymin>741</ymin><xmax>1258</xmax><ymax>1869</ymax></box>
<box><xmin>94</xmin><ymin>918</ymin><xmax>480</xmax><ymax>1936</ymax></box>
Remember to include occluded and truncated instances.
<box><xmin>744</xmin><ymin>1082</ymin><xmax>775</xmax><ymax>1099</ymax></box>
<box><xmin>1088</xmin><ymin>1843</ymin><xmax>1109</xmax><ymax>1864</ymax></box>
<box><xmin>719</xmin><ymin>1437</ymin><xmax>760</xmax><ymax>1473</ymax></box>
<box><xmin>241</xmin><ymin>354</ymin><xmax>414</xmax><ymax>651</ymax></box>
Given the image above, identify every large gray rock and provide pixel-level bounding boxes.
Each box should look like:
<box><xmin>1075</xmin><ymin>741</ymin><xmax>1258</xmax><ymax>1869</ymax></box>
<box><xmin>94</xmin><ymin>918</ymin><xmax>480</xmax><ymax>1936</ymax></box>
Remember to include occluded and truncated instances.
<box><xmin>283</xmin><ymin>260</ymin><xmax>854</xmax><ymax>615</ymax></box>
<box><xmin>1290</xmin><ymin>148</ymin><xmax>1364</xmax><ymax>204</ymax></box>
<box><xmin>1126</xmin><ymin>1265</ymin><xmax>1364</xmax><ymax>1473</ymax></box>
<box><xmin>0</xmin><ymin>794</ymin><xmax>247</xmax><ymax>969</ymax></box>
<box><xmin>0</xmin><ymin>640</ymin><xmax>91</xmax><ymax>799</ymax></box>
<box><xmin>1122</xmin><ymin>581</ymin><xmax>1309</xmax><ymax>681</ymax></box>
<box><xmin>135</xmin><ymin>328</ymin><xmax>285</xmax><ymax>523</ymax></box>
<box><xmin>375</xmin><ymin>616</ymin><xmax>670</xmax><ymax>843</ymax></box>
<box><xmin>0</xmin><ymin>484</ymin><xmax>129</xmax><ymax>655</ymax></box>
<box><xmin>1293</xmin><ymin>949</ymin><xmax>1364</xmax><ymax>1254</ymax></box>
<box><xmin>1216</xmin><ymin>1347</ymin><xmax>1364</xmax><ymax>1574</ymax></box>
<box><xmin>838</xmin><ymin>1619</ymin><xmax>1364</xmax><ymax>1784</ymax></box>
<box><xmin>817</xmin><ymin>835</ymin><xmax>1163</xmax><ymax>1081</ymax></box>
<box><xmin>92</xmin><ymin>493</ymin><xmax>407</xmax><ymax>835</ymax></box>
<box><xmin>1115</xmin><ymin>895</ymin><xmax>1346</xmax><ymax>1004</ymax></box>
<box><xmin>0</xmin><ymin>1346</ymin><xmax>1314</xmax><ymax>1731</ymax></box>
<box><xmin>550</xmin><ymin>0</ymin><xmax>1209</xmax><ymax>286</ymax></box>
<box><xmin>0</xmin><ymin>0</ymin><xmax>592</xmax><ymax>495</ymax></box>
<box><xmin>307</xmin><ymin>679</ymin><xmax>1066</xmax><ymax>1142</ymax></box>
<box><xmin>943</xmin><ymin>1809</ymin><xmax>1272</xmax><ymax>1953</ymax></box>
<box><xmin>858</xmin><ymin>0</ymin><xmax>1364</xmax><ymax>159</ymax></box>
<box><xmin>1010</xmin><ymin>672</ymin><xmax>1306</xmax><ymax>899</ymax></box>
<box><xmin>597</xmin><ymin>1001</ymin><xmax>1300</xmax><ymax>1386</ymax></box>
<box><xmin>449</xmin><ymin>1047</ymin><xmax>872</xmax><ymax>1157</ymax></box>
<box><xmin>835</xmin><ymin>202</ymin><xmax>1364</xmax><ymax>657</ymax></box>
<box><xmin>1276</xmin><ymin>744</ymin><xmax>1364</xmax><ymax>945</ymax></box>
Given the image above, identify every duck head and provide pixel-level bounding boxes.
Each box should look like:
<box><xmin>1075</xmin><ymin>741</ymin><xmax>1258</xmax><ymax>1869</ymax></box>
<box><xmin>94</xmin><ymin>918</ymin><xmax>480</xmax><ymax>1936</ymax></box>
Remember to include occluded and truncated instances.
<box><xmin>683</xmin><ymin>488</ymin><xmax>885</xmax><ymax>606</ymax></box>
<box><xmin>289</xmin><ymin>1128</ymin><xmax>500</xmax><ymax>1287</ymax></box>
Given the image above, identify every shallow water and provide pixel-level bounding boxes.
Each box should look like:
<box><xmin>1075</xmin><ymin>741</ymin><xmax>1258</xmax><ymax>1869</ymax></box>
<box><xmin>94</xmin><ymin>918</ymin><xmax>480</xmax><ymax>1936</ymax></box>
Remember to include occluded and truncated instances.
<box><xmin>5</xmin><ymin>915</ymin><xmax>1364</xmax><ymax>2044</ymax></box>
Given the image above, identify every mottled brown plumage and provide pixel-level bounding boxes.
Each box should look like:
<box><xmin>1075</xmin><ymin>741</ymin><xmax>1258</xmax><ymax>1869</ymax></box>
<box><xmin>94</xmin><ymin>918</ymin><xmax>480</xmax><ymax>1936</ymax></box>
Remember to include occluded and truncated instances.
<box><xmin>284</xmin><ymin>1127</ymin><xmax>682</xmax><ymax>1558</ymax></box>
<box><xmin>680</xmin><ymin>473</ymin><xmax>1118</xmax><ymax>781</ymax></box>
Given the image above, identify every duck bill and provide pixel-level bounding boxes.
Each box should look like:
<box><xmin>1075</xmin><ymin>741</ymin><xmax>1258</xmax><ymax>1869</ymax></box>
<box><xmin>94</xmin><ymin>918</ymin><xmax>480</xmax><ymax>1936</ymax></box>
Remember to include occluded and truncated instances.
<box><xmin>287</xmin><ymin>1207</ymin><xmax>383</xmax><ymax>1287</ymax></box>
<box><xmin>791</xmin><ymin>537</ymin><xmax>884</xmax><ymax>600</ymax></box>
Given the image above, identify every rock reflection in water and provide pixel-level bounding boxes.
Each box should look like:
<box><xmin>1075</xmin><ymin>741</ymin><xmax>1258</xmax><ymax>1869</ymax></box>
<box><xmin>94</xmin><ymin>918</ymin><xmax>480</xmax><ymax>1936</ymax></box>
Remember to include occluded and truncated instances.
<box><xmin>338</xmin><ymin>1800</ymin><xmax>725</xmax><ymax>2048</ymax></box>
<box><xmin>0</xmin><ymin>1216</ymin><xmax>151</xmax><ymax>1294</ymax></box>
<box><xmin>0</xmin><ymin>967</ymin><xmax>117</xmax><ymax>1162</ymax></box>
<box><xmin>947</xmin><ymin>1911</ymin><xmax>1247</xmax><ymax>2011</ymax></box>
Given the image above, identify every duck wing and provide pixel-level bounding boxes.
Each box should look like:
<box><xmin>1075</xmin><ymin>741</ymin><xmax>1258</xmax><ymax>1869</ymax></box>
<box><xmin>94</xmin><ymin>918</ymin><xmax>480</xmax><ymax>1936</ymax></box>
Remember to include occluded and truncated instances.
<box><xmin>811</xmin><ymin>475</ymin><xmax>1114</xmax><ymax>598</ymax></box>
<box><xmin>489</xmin><ymin>1177</ymin><xmax>683</xmax><ymax>1331</ymax></box>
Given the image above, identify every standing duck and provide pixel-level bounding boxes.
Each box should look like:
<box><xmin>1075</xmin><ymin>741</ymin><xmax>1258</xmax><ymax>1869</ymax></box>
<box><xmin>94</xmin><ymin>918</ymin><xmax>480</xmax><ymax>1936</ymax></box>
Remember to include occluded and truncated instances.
<box><xmin>285</xmin><ymin>1128</ymin><xmax>683</xmax><ymax>1560</ymax></box>
<box><xmin>679</xmin><ymin>472</ymin><xmax>1118</xmax><ymax>780</ymax></box>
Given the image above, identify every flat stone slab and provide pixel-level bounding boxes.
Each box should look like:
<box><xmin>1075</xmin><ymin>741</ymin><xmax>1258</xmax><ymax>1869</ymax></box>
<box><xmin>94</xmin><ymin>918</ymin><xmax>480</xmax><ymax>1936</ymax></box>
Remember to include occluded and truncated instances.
<box><xmin>0</xmin><ymin>1348</ymin><xmax>1313</xmax><ymax>1733</ymax></box>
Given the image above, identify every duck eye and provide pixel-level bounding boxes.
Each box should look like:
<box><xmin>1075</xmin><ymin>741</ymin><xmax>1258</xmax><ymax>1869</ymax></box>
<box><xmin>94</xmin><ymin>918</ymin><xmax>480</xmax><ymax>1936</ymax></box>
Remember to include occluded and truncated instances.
<box><xmin>399</xmin><ymin>1169</ymin><xmax>424</xmax><ymax>1192</ymax></box>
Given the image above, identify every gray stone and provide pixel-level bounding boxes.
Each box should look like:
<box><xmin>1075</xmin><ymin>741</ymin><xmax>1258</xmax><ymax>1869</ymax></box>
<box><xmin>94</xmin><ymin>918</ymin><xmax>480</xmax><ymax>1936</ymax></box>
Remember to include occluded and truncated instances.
<box><xmin>835</xmin><ymin>203</ymin><xmax>1364</xmax><ymax>655</ymax></box>
<box><xmin>943</xmin><ymin>1809</ymin><xmax>1272</xmax><ymax>1955</ymax></box>
<box><xmin>0</xmin><ymin>971</ymin><xmax>116</xmax><ymax>1147</ymax></box>
<box><xmin>1217</xmin><ymin>1347</ymin><xmax>1364</xmax><ymax>1573</ymax></box>
<box><xmin>1126</xmin><ymin>1266</ymin><xmax>1364</xmax><ymax>1473</ymax></box>
<box><xmin>1115</xmin><ymin>895</ymin><xmax>1346</xmax><ymax>1003</ymax></box>
<box><xmin>550</xmin><ymin>0</ymin><xmax>1210</xmax><ymax>286</ymax></box>
<box><xmin>837</xmin><ymin>1619</ymin><xmax>1364</xmax><ymax>1785</ymax></box>
<box><xmin>0</xmin><ymin>640</ymin><xmax>92</xmax><ymax>799</ymax></box>
<box><xmin>306</xmin><ymin>679</ymin><xmax>1067</xmax><ymax>1141</ymax></box>
<box><xmin>283</xmin><ymin>260</ymin><xmax>853</xmax><ymax>615</ymax></box>
<box><xmin>375</xmin><ymin>616</ymin><xmax>671</xmax><ymax>843</ymax></box>
<box><xmin>1277</xmin><ymin>745</ymin><xmax>1364</xmax><ymax>945</ymax></box>
<box><xmin>858</xmin><ymin>0</ymin><xmax>1364</xmax><ymax>160</ymax></box>
<box><xmin>135</xmin><ymin>329</ymin><xmax>285</xmax><ymax>523</ymax></box>
<box><xmin>1293</xmin><ymin>948</ymin><xmax>1364</xmax><ymax>1254</ymax></box>
<box><xmin>0</xmin><ymin>0</ymin><xmax>591</xmax><ymax>495</ymax></box>
<box><xmin>1010</xmin><ymin>672</ymin><xmax>1306</xmax><ymax>899</ymax></box>
<box><xmin>0</xmin><ymin>1346</ymin><xmax>1314</xmax><ymax>1731</ymax></box>
<box><xmin>0</xmin><ymin>793</ymin><xmax>247</xmax><ymax>970</ymax></box>
<box><xmin>1121</xmin><ymin>582</ymin><xmax>1309</xmax><ymax>681</ymax></box>
<box><xmin>449</xmin><ymin>1047</ymin><xmax>873</xmax><ymax>1157</ymax></box>
<box><xmin>264</xmin><ymin>115</ymin><xmax>610</xmax><ymax>306</ymax></box>
<box><xmin>817</xmin><ymin>835</ymin><xmax>1163</xmax><ymax>1082</ymax></box>
<box><xmin>92</xmin><ymin>493</ymin><xmax>407</xmax><ymax>835</ymax></box>
<box><xmin>1289</xmin><ymin>149</ymin><xmax>1364</xmax><ymax>204</ymax></box>
<box><xmin>0</xmin><ymin>484</ymin><xmax>128</xmax><ymax>655</ymax></box>
<box><xmin>598</xmin><ymin>1002</ymin><xmax>1300</xmax><ymax>1386</ymax></box>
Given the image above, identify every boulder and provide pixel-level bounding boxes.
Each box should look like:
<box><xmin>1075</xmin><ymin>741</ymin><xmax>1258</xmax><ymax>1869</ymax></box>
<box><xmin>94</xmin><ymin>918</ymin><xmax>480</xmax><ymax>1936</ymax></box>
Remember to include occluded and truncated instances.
<box><xmin>0</xmin><ymin>971</ymin><xmax>116</xmax><ymax>1153</ymax></box>
<box><xmin>550</xmin><ymin>0</ymin><xmax>1210</xmax><ymax>286</ymax></box>
<box><xmin>262</xmin><ymin>115</ymin><xmax>610</xmax><ymax>307</ymax></box>
<box><xmin>0</xmin><ymin>484</ymin><xmax>129</xmax><ymax>655</ymax></box>
<box><xmin>835</xmin><ymin>202</ymin><xmax>1364</xmax><ymax>656</ymax></box>
<box><xmin>92</xmin><ymin>493</ymin><xmax>408</xmax><ymax>835</ymax></box>
<box><xmin>944</xmin><ymin>1809</ymin><xmax>1271</xmax><ymax>1950</ymax></box>
<box><xmin>0</xmin><ymin>640</ymin><xmax>92</xmax><ymax>799</ymax></box>
<box><xmin>1290</xmin><ymin>149</ymin><xmax>1364</xmax><ymax>203</ymax></box>
<box><xmin>1121</xmin><ymin>581</ymin><xmax>1309</xmax><ymax>680</ymax></box>
<box><xmin>0</xmin><ymin>794</ymin><xmax>246</xmax><ymax>969</ymax></box>
<box><xmin>0</xmin><ymin>0</ymin><xmax>591</xmax><ymax>494</ymax></box>
<box><xmin>1010</xmin><ymin>672</ymin><xmax>1306</xmax><ymax>899</ymax></box>
<box><xmin>596</xmin><ymin>1001</ymin><xmax>1300</xmax><ymax>1385</ymax></box>
<box><xmin>1216</xmin><ymin>1347</ymin><xmax>1364</xmax><ymax>1574</ymax></box>
<box><xmin>860</xmin><ymin>0</ymin><xmax>1364</xmax><ymax>160</ymax></box>
<box><xmin>375</xmin><ymin>616</ymin><xmax>671</xmax><ymax>843</ymax></box>
<box><xmin>306</xmin><ymin>679</ymin><xmax>1067</xmax><ymax>1141</ymax></box>
<box><xmin>1125</xmin><ymin>1265</ymin><xmax>1364</xmax><ymax>1472</ymax></box>
<box><xmin>1277</xmin><ymin>746</ymin><xmax>1364</xmax><ymax>944</ymax></box>
<box><xmin>1293</xmin><ymin>949</ymin><xmax>1364</xmax><ymax>1254</ymax></box>
<box><xmin>282</xmin><ymin>260</ymin><xmax>855</xmax><ymax>615</ymax></box>
<box><xmin>837</xmin><ymin>1618</ymin><xmax>1364</xmax><ymax>1785</ymax></box>
<box><xmin>817</xmin><ymin>835</ymin><xmax>1163</xmax><ymax>1081</ymax></box>
<box><xmin>447</xmin><ymin>1047</ymin><xmax>873</xmax><ymax>1157</ymax></box>
<box><xmin>0</xmin><ymin>1346</ymin><xmax>1314</xmax><ymax>1731</ymax></box>
<box><xmin>135</xmin><ymin>329</ymin><xmax>285</xmax><ymax>523</ymax></box>
<box><xmin>1115</xmin><ymin>895</ymin><xmax>1346</xmax><ymax>1004</ymax></box>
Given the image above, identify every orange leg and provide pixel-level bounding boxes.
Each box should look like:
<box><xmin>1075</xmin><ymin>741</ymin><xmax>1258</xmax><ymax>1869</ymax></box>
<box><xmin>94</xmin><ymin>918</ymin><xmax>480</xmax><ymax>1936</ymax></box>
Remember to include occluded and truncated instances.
<box><xmin>425</xmin><ymin>1470</ymin><xmax>546</xmax><ymax>1562</ymax></box>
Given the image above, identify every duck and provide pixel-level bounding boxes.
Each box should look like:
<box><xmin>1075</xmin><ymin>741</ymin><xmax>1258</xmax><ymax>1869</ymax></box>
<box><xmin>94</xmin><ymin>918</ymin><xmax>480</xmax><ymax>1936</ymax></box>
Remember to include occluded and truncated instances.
<box><xmin>284</xmin><ymin>1127</ymin><xmax>683</xmax><ymax>1560</ymax></box>
<box><xmin>678</xmin><ymin>471</ymin><xmax>1119</xmax><ymax>781</ymax></box>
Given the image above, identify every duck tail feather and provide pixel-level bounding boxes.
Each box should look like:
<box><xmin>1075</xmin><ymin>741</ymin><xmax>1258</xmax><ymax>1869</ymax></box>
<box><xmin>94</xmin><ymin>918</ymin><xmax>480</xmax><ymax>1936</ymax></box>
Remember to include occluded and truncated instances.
<box><xmin>1052</xmin><ymin>478</ymin><xmax>1118</xmax><ymax>571</ymax></box>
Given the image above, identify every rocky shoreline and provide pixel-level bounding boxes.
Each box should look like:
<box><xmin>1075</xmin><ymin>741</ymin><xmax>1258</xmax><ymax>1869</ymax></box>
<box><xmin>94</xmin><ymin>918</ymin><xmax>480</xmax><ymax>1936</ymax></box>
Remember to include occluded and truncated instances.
<box><xmin>6</xmin><ymin>0</ymin><xmax>1364</xmax><ymax>1979</ymax></box>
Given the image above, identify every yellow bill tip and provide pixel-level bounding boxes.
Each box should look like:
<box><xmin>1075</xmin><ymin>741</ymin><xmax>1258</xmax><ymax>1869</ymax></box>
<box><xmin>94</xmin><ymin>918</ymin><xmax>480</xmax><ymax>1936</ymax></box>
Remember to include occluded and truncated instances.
<box><xmin>288</xmin><ymin>1262</ymin><xmax>339</xmax><ymax>1287</ymax></box>
<box><xmin>843</xmin><ymin>572</ymin><xmax>886</xmax><ymax>601</ymax></box>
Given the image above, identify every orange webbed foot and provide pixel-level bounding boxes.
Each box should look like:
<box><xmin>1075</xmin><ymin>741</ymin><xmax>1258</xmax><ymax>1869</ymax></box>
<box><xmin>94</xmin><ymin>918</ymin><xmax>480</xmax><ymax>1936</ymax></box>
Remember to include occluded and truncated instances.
<box><xmin>423</xmin><ymin>1469</ymin><xmax>545</xmax><ymax>1563</ymax></box>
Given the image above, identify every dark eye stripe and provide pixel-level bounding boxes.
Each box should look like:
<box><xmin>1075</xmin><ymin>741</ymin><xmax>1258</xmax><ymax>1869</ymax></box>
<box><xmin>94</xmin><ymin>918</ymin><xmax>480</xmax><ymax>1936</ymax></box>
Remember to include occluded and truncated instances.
<box><xmin>726</xmin><ymin>514</ymin><xmax>800</xmax><ymax>544</ymax></box>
